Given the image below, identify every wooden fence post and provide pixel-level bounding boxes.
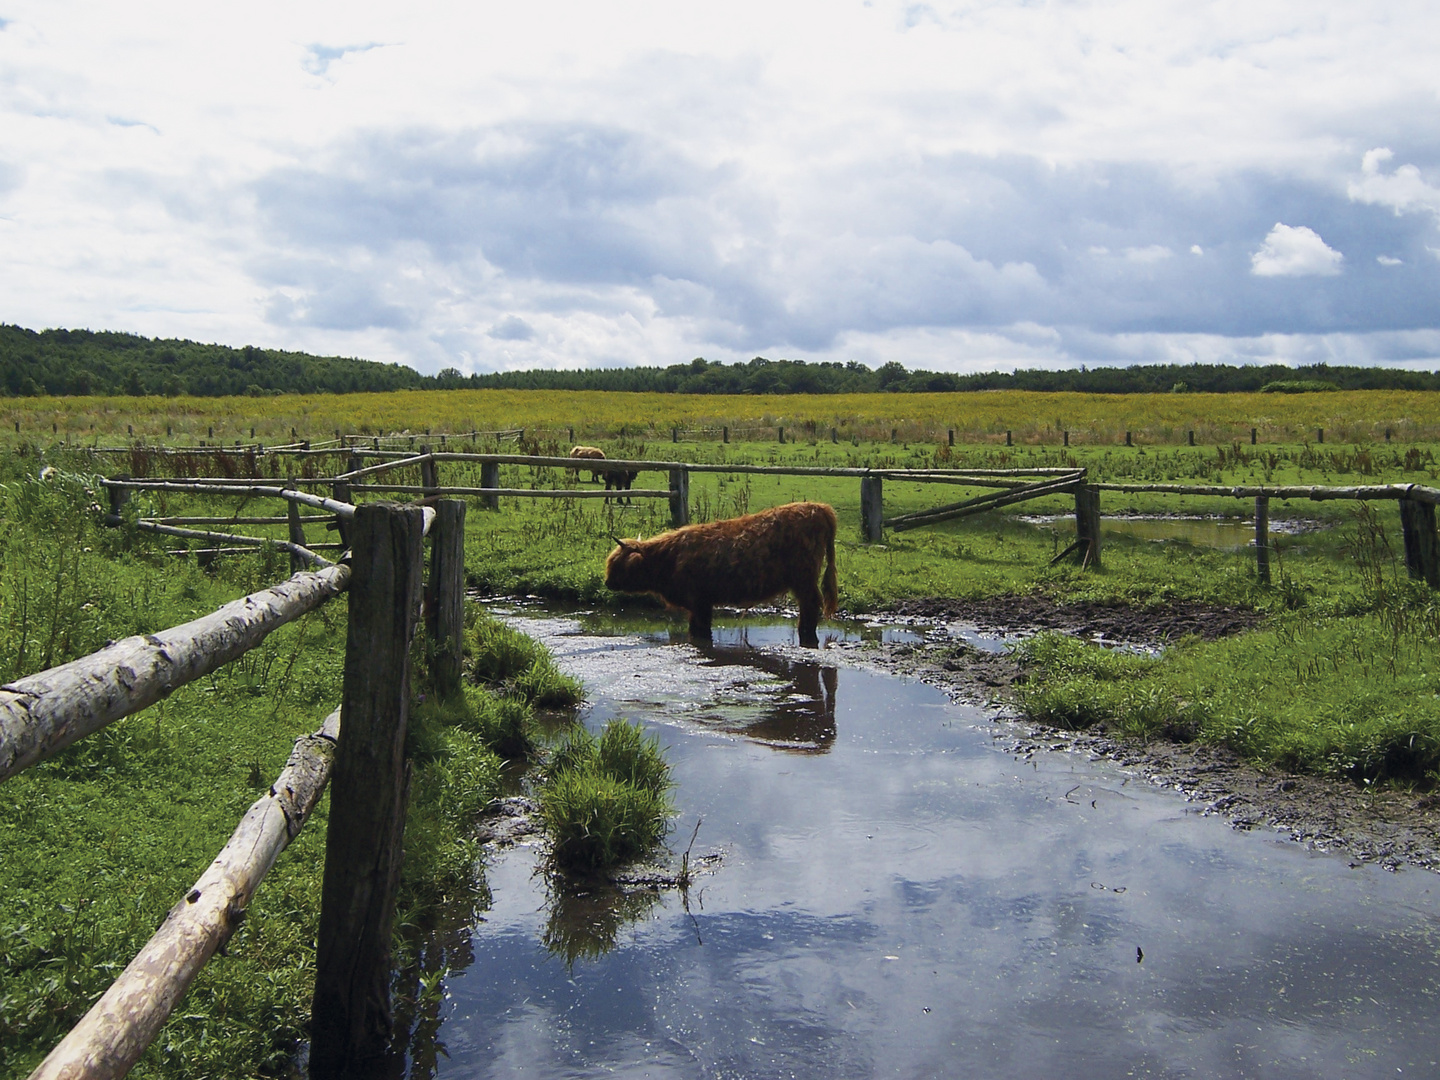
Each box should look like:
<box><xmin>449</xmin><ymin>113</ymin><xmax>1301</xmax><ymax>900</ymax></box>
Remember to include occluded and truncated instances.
<box><xmin>777</xmin><ymin>426</ymin><xmax>784</xmax><ymax>444</ymax></box>
<box><xmin>672</xmin><ymin>427</ymin><xmax>679</xmax><ymax>443</ymax></box>
<box><xmin>1188</xmin><ymin>430</ymin><xmax>1195</xmax><ymax>446</ymax></box>
<box><xmin>311</xmin><ymin>503</ymin><xmax>424</xmax><ymax>1076</ymax></box>
<box><xmin>333</xmin><ymin>455</ymin><xmax>361</xmax><ymax>548</ymax></box>
<box><xmin>1317</xmin><ymin>429</ymin><xmax>1324</xmax><ymax>444</ymax></box>
<box><xmin>1063</xmin><ymin>430</ymin><xmax>1069</xmax><ymax>447</ymax></box>
<box><xmin>426</xmin><ymin>500</ymin><xmax>467</xmax><ymax>698</ymax></box>
<box><xmin>480</xmin><ymin>462</ymin><xmax>500</xmax><ymax>511</ymax></box>
<box><xmin>1251</xmin><ymin>428</ymin><xmax>1257</xmax><ymax>445</ymax></box>
<box><xmin>1006</xmin><ymin>430</ymin><xmax>1012</xmax><ymax>447</ymax></box>
<box><xmin>861</xmin><ymin>475</ymin><xmax>883</xmax><ymax>543</ymax></box>
<box><xmin>1400</xmin><ymin>498</ymin><xmax>1440</xmax><ymax>588</ymax></box>
<box><xmin>947</xmin><ymin>429</ymin><xmax>953</xmax><ymax>447</ymax></box>
<box><xmin>1125</xmin><ymin>431</ymin><xmax>1132</xmax><ymax>447</ymax></box>
<box><xmin>106</xmin><ymin>475</ymin><xmax>132</xmax><ymax>524</ymax></box>
<box><xmin>669</xmin><ymin>468</ymin><xmax>690</xmax><ymax>528</ymax></box>
<box><xmin>1075</xmin><ymin>485</ymin><xmax>1101</xmax><ymax>568</ymax></box>
<box><xmin>286</xmin><ymin>482</ymin><xmax>306</xmax><ymax>573</ymax></box>
<box><xmin>419</xmin><ymin>446</ymin><xmax>438</xmax><ymax>502</ymax></box>
<box><xmin>1255</xmin><ymin>496</ymin><xmax>1271</xmax><ymax>585</ymax></box>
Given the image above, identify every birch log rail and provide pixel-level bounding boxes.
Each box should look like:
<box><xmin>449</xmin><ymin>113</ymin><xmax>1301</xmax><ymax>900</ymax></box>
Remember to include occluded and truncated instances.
<box><xmin>0</xmin><ymin>563</ymin><xmax>350</xmax><ymax>783</ymax></box>
<box><xmin>27</xmin><ymin>708</ymin><xmax>342</xmax><ymax>1080</ymax></box>
<box><xmin>135</xmin><ymin>520</ymin><xmax>337</xmax><ymax>567</ymax></box>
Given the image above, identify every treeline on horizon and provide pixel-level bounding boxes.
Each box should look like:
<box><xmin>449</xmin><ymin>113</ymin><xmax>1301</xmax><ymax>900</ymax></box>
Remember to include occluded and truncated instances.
<box><xmin>4</xmin><ymin>323</ymin><xmax>1439</xmax><ymax>399</ymax></box>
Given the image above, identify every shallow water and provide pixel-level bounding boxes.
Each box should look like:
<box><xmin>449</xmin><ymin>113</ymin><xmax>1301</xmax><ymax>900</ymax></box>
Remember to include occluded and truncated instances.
<box><xmin>426</xmin><ymin>611</ymin><xmax>1440</xmax><ymax>1079</ymax></box>
<box><xmin>1021</xmin><ymin>513</ymin><xmax>1319</xmax><ymax>551</ymax></box>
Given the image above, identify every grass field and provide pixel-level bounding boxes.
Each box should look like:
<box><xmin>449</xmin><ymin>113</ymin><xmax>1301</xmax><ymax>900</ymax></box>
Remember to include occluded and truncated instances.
<box><xmin>4</xmin><ymin>388</ymin><xmax>1440</xmax><ymax>1076</ymax></box>
<box><xmin>4</xmin><ymin>386</ymin><xmax>1440</xmax><ymax>448</ymax></box>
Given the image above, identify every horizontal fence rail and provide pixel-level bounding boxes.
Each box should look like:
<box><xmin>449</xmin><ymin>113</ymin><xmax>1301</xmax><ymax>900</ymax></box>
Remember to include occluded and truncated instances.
<box><xmin>134</xmin><ymin>521</ymin><xmax>337</xmax><ymax>567</ymax></box>
<box><xmin>0</xmin><ymin>564</ymin><xmax>351</xmax><ymax>783</ymax></box>
<box><xmin>1095</xmin><ymin>481</ymin><xmax>1440</xmax><ymax>505</ymax></box>
<box><xmin>28</xmin><ymin>708</ymin><xmax>342</xmax><ymax>1080</ymax></box>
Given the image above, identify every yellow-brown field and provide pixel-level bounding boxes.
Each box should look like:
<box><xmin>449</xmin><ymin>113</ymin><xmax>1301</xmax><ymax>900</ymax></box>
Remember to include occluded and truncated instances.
<box><xmin>3</xmin><ymin>387</ymin><xmax>1438</xmax><ymax>447</ymax></box>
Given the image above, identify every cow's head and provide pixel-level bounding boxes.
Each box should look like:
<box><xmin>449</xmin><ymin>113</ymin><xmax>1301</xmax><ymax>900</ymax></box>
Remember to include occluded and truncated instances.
<box><xmin>604</xmin><ymin>538</ymin><xmax>647</xmax><ymax>590</ymax></box>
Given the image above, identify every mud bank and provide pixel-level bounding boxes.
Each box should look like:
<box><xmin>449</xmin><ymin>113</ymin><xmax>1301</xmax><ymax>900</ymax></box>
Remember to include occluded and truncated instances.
<box><xmin>856</xmin><ymin>594</ymin><xmax>1440</xmax><ymax>875</ymax></box>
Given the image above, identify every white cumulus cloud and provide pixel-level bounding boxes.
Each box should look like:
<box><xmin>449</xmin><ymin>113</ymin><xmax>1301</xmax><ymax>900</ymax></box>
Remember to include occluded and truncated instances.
<box><xmin>1348</xmin><ymin>148</ymin><xmax>1440</xmax><ymax>222</ymax></box>
<box><xmin>1250</xmin><ymin>223</ymin><xmax>1343</xmax><ymax>278</ymax></box>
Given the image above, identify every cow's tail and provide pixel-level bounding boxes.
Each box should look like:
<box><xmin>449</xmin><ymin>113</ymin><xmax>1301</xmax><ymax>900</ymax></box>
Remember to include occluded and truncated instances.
<box><xmin>822</xmin><ymin>520</ymin><xmax>839</xmax><ymax>617</ymax></box>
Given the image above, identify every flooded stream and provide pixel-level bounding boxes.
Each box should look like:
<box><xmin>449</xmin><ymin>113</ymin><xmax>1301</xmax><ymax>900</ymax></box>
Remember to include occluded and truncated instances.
<box><xmin>424</xmin><ymin>610</ymin><xmax>1440</xmax><ymax>1078</ymax></box>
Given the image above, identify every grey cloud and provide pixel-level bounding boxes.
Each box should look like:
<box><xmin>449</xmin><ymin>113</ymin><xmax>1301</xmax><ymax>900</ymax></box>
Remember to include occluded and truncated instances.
<box><xmin>488</xmin><ymin>316</ymin><xmax>535</xmax><ymax>341</ymax></box>
<box><xmin>0</xmin><ymin>159</ymin><xmax>23</xmax><ymax>196</ymax></box>
<box><xmin>302</xmin><ymin>43</ymin><xmax>385</xmax><ymax>78</ymax></box>
<box><xmin>261</xmin><ymin>263</ymin><xmax>413</xmax><ymax>332</ymax></box>
<box><xmin>244</xmin><ymin>126</ymin><xmax>1440</xmax><ymax>358</ymax></box>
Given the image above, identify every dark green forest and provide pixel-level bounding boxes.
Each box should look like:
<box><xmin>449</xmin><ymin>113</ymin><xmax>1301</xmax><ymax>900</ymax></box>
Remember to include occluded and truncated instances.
<box><xmin>3</xmin><ymin>323</ymin><xmax>1438</xmax><ymax>397</ymax></box>
<box><xmin>0</xmin><ymin>325</ymin><xmax>427</xmax><ymax>397</ymax></box>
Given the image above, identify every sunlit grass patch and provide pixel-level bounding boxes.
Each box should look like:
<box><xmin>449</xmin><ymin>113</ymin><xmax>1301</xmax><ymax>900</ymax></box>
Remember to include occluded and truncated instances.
<box><xmin>540</xmin><ymin>721</ymin><xmax>674</xmax><ymax>872</ymax></box>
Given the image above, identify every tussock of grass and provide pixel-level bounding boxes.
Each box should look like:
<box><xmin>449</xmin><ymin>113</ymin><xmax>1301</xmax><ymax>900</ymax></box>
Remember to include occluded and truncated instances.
<box><xmin>540</xmin><ymin>721</ymin><xmax>673</xmax><ymax>872</ymax></box>
<box><xmin>466</xmin><ymin>609</ymin><xmax>584</xmax><ymax>708</ymax></box>
<box><xmin>1016</xmin><ymin>601</ymin><xmax>1440</xmax><ymax>785</ymax></box>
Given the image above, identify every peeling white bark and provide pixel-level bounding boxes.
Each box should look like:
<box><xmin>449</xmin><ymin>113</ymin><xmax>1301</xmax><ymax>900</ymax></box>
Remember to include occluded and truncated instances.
<box><xmin>28</xmin><ymin>708</ymin><xmax>341</xmax><ymax>1080</ymax></box>
<box><xmin>0</xmin><ymin>565</ymin><xmax>350</xmax><ymax>783</ymax></box>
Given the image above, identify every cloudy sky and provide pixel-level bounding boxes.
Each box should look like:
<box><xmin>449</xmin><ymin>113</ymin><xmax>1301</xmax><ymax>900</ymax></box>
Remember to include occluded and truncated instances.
<box><xmin>1</xmin><ymin>1</ymin><xmax>1438</xmax><ymax>375</ymax></box>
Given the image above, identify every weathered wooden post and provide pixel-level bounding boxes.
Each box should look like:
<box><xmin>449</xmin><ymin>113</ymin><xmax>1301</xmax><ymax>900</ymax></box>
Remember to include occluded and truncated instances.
<box><xmin>672</xmin><ymin>427</ymin><xmax>679</xmax><ymax>443</ymax></box>
<box><xmin>286</xmin><ymin>480</ymin><xmax>306</xmax><ymax>573</ymax></box>
<box><xmin>669</xmin><ymin>467</ymin><xmax>690</xmax><ymax>528</ymax></box>
<box><xmin>1125</xmin><ymin>431</ymin><xmax>1132</xmax><ymax>447</ymax></box>
<box><xmin>106</xmin><ymin>475</ymin><xmax>132</xmax><ymax>524</ymax></box>
<box><xmin>1188</xmin><ymin>430</ymin><xmax>1195</xmax><ymax>446</ymax></box>
<box><xmin>777</xmin><ymin>426</ymin><xmax>784</xmax><ymax>444</ymax></box>
<box><xmin>1255</xmin><ymin>496</ymin><xmax>1271</xmax><ymax>585</ymax></box>
<box><xmin>1317</xmin><ymin>428</ymin><xmax>1324</xmax><ymax>444</ymax></box>
<box><xmin>311</xmin><ymin>502</ymin><xmax>424</xmax><ymax>1077</ymax></box>
<box><xmin>1251</xmin><ymin>428</ymin><xmax>1257</xmax><ymax>445</ymax></box>
<box><xmin>480</xmin><ymin>462</ymin><xmax>500</xmax><ymax>511</ymax></box>
<box><xmin>1400</xmin><ymin>497</ymin><xmax>1440</xmax><ymax>588</ymax></box>
<box><xmin>1006</xmin><ymin>430</ymin><xmax>1012</xmax><ymax>447</ymax></box>
<box><xmin>419</xmin><ymin>445</ymin><xmax>439</xmax><ymax>502</ymax></box>
<box><xmin>947</xmin><ymin>429</ymin><xmax>954</xmax><ymax>447</ymax></box>
<box><xmin>832</xmin><ymin>427</ymin><xmax>839</xmax><ymax>444</ymax></box>
<box><xmin>332</xmin><ymin>460</ymin><xmax>355</xmax><ymax>549</ymax></box>
<box><xmin>569</xmin><ymin>427</ymin><xmax>575</xmax><ymax>443</ymax></box>
<box><xmin>722</xmin><ymin>426</ymin><xmax>729</xmax><ymax>444</ymax></box>
<box><xmin>1074</xmin><ymin>485</ymin><xmax>1102</xmax><ymax>568</ymax></box>
<box><xmin>1063</xmin><ymin>430</ymin><xmax>1069</xmax><ymax>447</ymax></box>
<box><xmin>861</xmin><ymin>475</ymin><xmax>883</xmax><ymax>543</ymax></box>
<box><xmin>426</xmin><ymin>499</ymin><xmax>467</xmax><ymax>698</ymax></box>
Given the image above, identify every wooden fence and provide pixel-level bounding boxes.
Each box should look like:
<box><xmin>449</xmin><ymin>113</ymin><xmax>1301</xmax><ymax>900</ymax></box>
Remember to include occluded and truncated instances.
<box><xmin>103</xmin><ymin>450</ymin><xmax>1440</xmax><ymax>586</ymax></box>
<box><xmin>5</xmin><ymin>494</ymin><xmax>468</xmax><ymax>1080</ymax></box>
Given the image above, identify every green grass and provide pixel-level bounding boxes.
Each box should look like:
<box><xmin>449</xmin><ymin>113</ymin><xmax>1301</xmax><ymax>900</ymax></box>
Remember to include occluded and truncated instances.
<box><xmin>3</xmin><ymin>417</ymin><xmax>1439</xmax><ymax>1072</ymax></box>
<box><xmin>0</xmin><ymin>452</ymin><xmax>585</xmax><ymax>1077</ymax></box>
<box><xmin>539</xmin><ymin>721</ymin><xmax>674</xmax><ymax>872</ymax></box>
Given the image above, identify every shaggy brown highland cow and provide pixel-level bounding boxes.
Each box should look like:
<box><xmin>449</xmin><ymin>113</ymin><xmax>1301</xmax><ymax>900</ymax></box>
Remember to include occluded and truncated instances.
<box><xmin>568</xmin><ymin>444</ymin><xmax>607</xmax><ymax>483</ymax></box>
<box><xmin>605</xmin><ymin>502</ymin><xmax>839</xmax><ymax>646</ymax></box>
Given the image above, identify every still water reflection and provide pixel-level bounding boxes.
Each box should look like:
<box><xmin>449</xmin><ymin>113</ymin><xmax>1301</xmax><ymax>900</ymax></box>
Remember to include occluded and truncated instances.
<box><xmin>425</xmin><ymin>610</ymin><xmax>1440</xmax><ymax>1079</ymax></box>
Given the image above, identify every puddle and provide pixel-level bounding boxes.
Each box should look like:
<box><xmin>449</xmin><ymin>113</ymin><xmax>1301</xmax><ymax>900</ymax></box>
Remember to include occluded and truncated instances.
<box><xmin>422</xmin><ymin>611</ymin><xmax>1440</xmax><ymax>1079</ymax></box>
<box><xmin>1021</xmin><ymin>513</ymin><xmax>1319</xmax><ymax>551</ymax></box>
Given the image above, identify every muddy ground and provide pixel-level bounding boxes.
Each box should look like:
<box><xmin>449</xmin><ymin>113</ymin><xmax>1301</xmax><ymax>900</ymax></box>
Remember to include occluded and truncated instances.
<box><xmin>854</xmin><ymin>595</ymin><xmax>1440</xmax><ymax>875</ymax></box>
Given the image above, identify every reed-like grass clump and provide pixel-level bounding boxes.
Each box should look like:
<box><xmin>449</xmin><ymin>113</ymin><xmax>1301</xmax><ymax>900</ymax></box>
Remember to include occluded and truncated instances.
<box><xmin>467</xmin><ymin>609</ymin><xmax>584</xmax><ymax>708</ymax></box>
<box><xmin>540</xmin><ymin>721</ymin><xmax>673</xmax><ymax>871</ymax></box>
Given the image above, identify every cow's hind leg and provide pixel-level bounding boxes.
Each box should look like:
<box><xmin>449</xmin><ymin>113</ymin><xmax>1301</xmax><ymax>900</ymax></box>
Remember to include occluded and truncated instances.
<box><xmin>795</xmin><ymin>581</ymin><xmax>823</xmax><ymax>647</ymax></box>
<box><xmin>688</xmin><ymin>602</ymin><xmax>714</xmax><ymax>642</ymax></box>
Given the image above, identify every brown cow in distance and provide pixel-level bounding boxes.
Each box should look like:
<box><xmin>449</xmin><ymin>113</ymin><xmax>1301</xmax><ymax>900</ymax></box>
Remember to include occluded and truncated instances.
<box><xmin>569</xmin><ymin>444</ymin><xmax>607</xmax><ymax>483</ymax></box>
<box><xmin>605</xmin><ymin>502</ymin><xmax>839</xmax><ymax>647</ymax></box>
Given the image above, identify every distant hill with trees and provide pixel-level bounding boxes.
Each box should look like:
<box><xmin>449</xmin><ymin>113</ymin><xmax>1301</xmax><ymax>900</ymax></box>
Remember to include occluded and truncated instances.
<box><xmin>0</xmin><ymin>325</ymin><xmax>428</xmax><ymax>398</ymax></box>
<box><xmin>3</xmin><ymin>323</ymin><xmax>1437</xmax><ymax>397</ymax></box>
